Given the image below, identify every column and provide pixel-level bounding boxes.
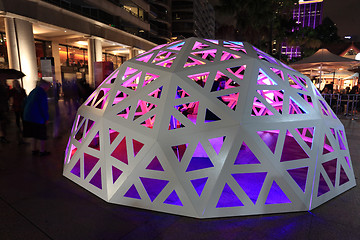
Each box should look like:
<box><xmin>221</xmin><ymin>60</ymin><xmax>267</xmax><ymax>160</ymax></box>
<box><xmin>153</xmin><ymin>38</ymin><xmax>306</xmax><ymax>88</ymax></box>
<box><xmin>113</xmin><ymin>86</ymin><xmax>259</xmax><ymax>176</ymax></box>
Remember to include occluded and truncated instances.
<box><xmin>88</xmin><ymin>38</ymin><xmax>102</xmax><ymax>88</ymax></box>
<box><xmin>127</xmin><ymin>46</ymin><xmax>137</xmax><ymax>60</ymax></box>
<box><xmin>5</xmin><ymin>17</ymin><xmax>38</xmax><ymax>94</ymax></box>
<box><xmin>51</xmin><ymin>41</ymin><xmax>62</xmax><ymax>86</ymax></box>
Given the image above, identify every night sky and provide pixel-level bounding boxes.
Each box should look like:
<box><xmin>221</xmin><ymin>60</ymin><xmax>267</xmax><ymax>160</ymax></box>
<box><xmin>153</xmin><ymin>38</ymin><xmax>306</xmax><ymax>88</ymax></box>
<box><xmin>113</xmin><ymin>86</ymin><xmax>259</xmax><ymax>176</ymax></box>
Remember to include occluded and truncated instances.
<box><xmin>323</xmin><ymin>0</ymin><xmax>360</xmax><ymax>40</ymax></box>
<box><xmin>209</xmin><ymin>0</ymin><xmax>360</xmax><ymax>41</ymax></box>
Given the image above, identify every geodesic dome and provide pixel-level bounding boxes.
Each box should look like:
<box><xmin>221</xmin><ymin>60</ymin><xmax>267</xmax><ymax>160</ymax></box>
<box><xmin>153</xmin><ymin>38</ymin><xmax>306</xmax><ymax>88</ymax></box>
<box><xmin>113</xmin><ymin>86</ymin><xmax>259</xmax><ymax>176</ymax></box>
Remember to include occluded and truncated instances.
<box><xmin>63</xmin><ymin>38</ymin><xmax>356</xmax><ymax>218</ymax></box>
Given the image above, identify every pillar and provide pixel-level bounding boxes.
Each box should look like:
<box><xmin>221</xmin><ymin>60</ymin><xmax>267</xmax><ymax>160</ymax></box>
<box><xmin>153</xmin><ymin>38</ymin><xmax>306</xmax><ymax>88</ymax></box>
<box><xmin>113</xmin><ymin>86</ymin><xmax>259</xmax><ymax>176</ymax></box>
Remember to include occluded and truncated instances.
<box><xmin>51</xmin><ymin>41</ymin><xmax>62</xmax><ymax>86</ymax></box>
<box><xmin>88</xmin><ymin>38</ymin><xmax>102</xmax><ymax>88</ymax></box>
<box><xmin>128</xmin><ymin>46</ymin><xmax>137</xmax><ymax>60</ymax></box>
<box><xmin>5</xmin><ymin>17</ymin><xmax>38</xmax><ymax>94</ymax></box>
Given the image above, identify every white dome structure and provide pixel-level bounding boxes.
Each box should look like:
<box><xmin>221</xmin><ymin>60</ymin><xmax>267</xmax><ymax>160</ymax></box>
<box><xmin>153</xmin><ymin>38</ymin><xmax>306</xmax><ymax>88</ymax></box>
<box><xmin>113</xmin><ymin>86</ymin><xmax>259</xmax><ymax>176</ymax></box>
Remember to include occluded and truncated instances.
<box><xmin>63</xmin><ymin>38</ymin><xmax>356</xmax><ymax>218</ymax></box>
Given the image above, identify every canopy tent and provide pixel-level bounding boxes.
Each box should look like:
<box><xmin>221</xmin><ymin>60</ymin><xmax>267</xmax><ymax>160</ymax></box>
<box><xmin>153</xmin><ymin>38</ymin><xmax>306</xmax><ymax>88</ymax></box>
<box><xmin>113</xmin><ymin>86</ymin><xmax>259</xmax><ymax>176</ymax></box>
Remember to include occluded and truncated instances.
<box><xmin>322</xmin><ymin>69</ymin><xmax>354</xmax><ymax>79</ymax></box>
<box><xmin>344</xmin><ymin>72</ymin><xmax>359</xmax><ymax>80</ymax></box>
<box><xmin>290</xmin><ymin>48</ymin><xmax>359</xmax><ymax>89</ymax></box>
<box><xmin>290</xmin><ymin>48</ymin><xmax>358</xmax><ymax>68</ymax></box>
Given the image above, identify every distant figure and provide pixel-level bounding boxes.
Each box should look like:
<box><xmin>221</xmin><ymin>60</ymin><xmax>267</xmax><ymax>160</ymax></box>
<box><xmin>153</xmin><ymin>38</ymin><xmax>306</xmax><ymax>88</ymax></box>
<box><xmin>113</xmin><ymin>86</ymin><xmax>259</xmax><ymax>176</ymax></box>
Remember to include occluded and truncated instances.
<box><xmin>321</xmin><ymin>87</ymin><xmax>329</xmax><ymax>94</ymax></box>
<box><xmin>23</xmin><ymin>79</ymin><xmax>51</xmax><ymax>156</ymax></box>
<box><xmin>350</xmin><ymin>83</ymin><xmax>360</xmax><ymax>94</ymax></box>
<box><xmin>0</xmin><ymin>77</ymin><xmax>10</xmax><ymax>143</ymax></box>
<box><xmin>9</xmin><ymin>79</ymin><xmax>27</xmax><ymax>144</ymax></box>
<box><xmin>211</xmin><ymin>76</ymin><xmax>227</xmax><ymax>92</ymax></box>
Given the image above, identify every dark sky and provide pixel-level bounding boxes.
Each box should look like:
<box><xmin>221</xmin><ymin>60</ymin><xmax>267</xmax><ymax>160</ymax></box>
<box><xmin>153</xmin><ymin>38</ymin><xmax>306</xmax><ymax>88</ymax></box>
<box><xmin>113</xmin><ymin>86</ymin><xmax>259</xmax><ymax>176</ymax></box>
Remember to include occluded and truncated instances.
<box><xmin>209</xmin><ymin>0</ymin><xmax>360</xmax><ymax>41</ymax></box>
<box><xmin>323</xmin><ymin>0</ymin><xmax>360</xmax><ymax>40</ymax></box>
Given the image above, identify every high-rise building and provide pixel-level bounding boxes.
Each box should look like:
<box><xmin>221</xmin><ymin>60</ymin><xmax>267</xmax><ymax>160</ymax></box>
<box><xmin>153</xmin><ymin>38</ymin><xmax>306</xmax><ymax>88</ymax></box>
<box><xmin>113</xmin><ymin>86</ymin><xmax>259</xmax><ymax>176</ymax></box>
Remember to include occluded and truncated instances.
<box><xmin>281</xmin><ymin>0</ymin><xmax>324</xmax><ymax>59</ymax></box>
<box><xmin>149</xmin><ymin>0</ymin><xmax>172</xmax><ymax>44</ymax></box>
<box><xmin>172</xmin><ymin>0</ymin><xmax>215</xmax><ymax>39</ymax></box>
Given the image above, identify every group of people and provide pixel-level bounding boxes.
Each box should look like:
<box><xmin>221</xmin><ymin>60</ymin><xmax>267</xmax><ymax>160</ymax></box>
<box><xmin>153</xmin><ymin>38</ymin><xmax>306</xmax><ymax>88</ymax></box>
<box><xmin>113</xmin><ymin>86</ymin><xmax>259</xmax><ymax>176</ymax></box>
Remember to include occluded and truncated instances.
<box><xmin>321</xmin><ymin>82</ymin><xmax>360</xmax><ymax>95</ymax></box>
<box><xmin>0</xmin><ymin>77</ymin><xmax>51</xmax><ymax>156</ymax></box>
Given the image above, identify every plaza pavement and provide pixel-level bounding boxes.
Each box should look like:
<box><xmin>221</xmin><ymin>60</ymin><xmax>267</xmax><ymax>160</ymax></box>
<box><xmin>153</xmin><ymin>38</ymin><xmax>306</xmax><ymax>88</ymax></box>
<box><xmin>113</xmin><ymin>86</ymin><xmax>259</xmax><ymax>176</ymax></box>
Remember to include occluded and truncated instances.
<box><xmin>0</xmin><ymin>100</ymin><xmax>359</xmax><ymax>240</ymax></box>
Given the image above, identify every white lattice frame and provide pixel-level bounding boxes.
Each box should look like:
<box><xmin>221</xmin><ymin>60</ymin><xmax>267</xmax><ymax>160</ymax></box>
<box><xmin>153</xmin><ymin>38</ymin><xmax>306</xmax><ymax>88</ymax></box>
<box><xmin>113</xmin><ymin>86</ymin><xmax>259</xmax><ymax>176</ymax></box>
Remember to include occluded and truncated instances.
<box><xmin>63</xmin><ymin>38</ymin><xmax>356</xmax><ymax>218</ymax></box>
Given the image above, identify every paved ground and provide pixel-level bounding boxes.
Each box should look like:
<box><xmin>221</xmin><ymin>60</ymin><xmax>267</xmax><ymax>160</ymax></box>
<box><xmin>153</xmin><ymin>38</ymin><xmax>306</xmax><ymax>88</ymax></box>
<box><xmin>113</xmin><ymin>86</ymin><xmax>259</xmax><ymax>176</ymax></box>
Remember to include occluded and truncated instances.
<box><xmin>0</xmin><ymin>100</ymin><xmax>359</xmax><ymax>240</ymax></box>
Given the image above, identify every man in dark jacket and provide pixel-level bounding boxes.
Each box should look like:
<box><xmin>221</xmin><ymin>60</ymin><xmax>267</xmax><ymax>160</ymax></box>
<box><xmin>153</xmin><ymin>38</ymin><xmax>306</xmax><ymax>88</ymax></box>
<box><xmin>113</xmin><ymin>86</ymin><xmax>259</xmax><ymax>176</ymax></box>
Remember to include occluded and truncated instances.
<box><xmin>23</xmin><ymin>79</ymin><xmax>51</xmax><ymax>156</ymax></box>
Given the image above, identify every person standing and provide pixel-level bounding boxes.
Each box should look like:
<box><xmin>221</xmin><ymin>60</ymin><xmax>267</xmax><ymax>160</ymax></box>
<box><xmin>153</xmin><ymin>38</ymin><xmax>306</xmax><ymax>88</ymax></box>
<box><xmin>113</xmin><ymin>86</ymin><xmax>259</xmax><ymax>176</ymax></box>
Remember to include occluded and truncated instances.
<box><xmin>23</xmin><ymin>79</ymin><xmax>51</xmax><ymax>156</ymax></box>
<box><xmin>9</xmin><ymin>79</ymin><xmax>27</xmax><ymax>144</ymax></box>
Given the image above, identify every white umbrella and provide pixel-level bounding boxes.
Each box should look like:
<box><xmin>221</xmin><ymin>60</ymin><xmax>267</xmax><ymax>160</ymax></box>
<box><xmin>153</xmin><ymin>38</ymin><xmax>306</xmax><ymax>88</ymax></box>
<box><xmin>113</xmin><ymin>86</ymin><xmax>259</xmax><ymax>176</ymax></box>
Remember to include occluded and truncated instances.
<box><xmin>290</xmin><ymin>48</ymin><xmax>359</xmax><ymax>88</ymax></box>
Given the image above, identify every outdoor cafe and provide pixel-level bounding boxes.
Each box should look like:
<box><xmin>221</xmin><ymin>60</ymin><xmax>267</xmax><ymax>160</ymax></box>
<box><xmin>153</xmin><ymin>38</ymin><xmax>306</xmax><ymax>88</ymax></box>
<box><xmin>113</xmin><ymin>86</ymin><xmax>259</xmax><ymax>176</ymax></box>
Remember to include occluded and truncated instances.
<box><xmin>290</xmin><ymin>48</ymin><xmax>360</xmax><ymax>118</ymax></box>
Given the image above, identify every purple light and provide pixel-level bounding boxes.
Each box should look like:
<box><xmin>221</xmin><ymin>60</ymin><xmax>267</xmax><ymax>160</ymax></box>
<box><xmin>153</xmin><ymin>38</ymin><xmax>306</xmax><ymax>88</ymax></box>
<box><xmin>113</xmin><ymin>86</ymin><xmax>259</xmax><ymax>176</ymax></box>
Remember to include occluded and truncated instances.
<box><xmin>146</xmin><ymin>157</ymin><xmax>164</xmax><ymax>171</ymax></box>
<box><xmin>191</xmin><ymin>177</ymin><xmax>208</xmax><ymax>197</ymax></box>
<box><xmin>322</xmin><ymin>158</ymin><xmax>337</xmax><ymax>187</ymax></box>
<box><xmin>186</xmin><ymin>143</ymin><xmax>214</xmax><ymax>172</ymax></box>
<box><xmin>339</xmin><ymin>166</ymin><xmax>350</xmax><ymax>186</ymax></box>
<box><xmin>257</xmin><ymin>130</ymin><xmax>279</xmax><ymax>153</ymax></box>
<box><xmin>164</xmin><ymin>190</ymin><xmax>183</xmax><ymax>206</ymax></box>
<box><xmin>265</xmin><ymin>181</ymin><xmax>291</xmax><ymax>205</ymax></box>
<box><xmin>287</xmin><ymin>167</ymin><xmax>308</xmax><ymax>192</ymax></box>
<box><xmin>124</xmin><ymin>185</ymin><xmax>141</xmax><ymax>199</ymax></box>
<box><xmin>216</xmin><ymin>183</ymin><xmax>243</xmax><ymax>208</ymax></box>
<box><xmin>84</xmin><ymin>153</ymin><xmax>100</xmax><ymax>178</ymax></box>
<box><xmin>280</xmin><ymin>130</ymin><xmax>309</xmax><ymax>162</ymax></box>
<box><xmin>112</xmin><ymin>166</ymin><xmax>122</xmax><ymax>184</ymax></box>
<box><xmin>89</xmin><ymin>168</ymin><xmax>102</xmax><ymax>189</ymax></box>
<box><xmin>140</xmin><ymin>177</ymin><xmax>169</xmax><ymax>202</ymax></box>
<box><xmin>70</xmin><ymin>159</ymin><xmax>81</xmax><ymax>177</ymax></box>
<box><xmin>234</xmin><ymin>142</ymin><xmax>261</xmax><ymax>165</ymax></box>
<box><xmin>317</xmin><ymin>173</ymin><xmax>330</xmax><ymax>197</ymax></box>
<box><xmin>337</xmin><ymin>131</ymin><xmax>346</xmax><ymax>150</ymax></box>
<box><xmin>232</xmin><ymin>172</ymin><xmax>267</xmax><ymax>204</ymax></box>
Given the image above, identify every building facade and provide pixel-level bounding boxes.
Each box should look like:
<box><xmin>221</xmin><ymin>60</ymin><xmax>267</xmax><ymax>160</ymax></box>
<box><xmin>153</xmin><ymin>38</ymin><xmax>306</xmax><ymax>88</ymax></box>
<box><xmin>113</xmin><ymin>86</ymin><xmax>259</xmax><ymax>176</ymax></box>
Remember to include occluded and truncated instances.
<box><xmin>149</xmin><ymin>0</ymin><xmax>172</xmax><ymax>44</ymax></box>
<box><xmin>172</xmin><ymin>0</ymin><xmax>215</xmax><ymax>39</ymax></box>
<box><xmin>281</xmin><ymin>0</ymin><xmax>324</xmax><ymax>60</ymax></box>
<box><xmin>0</xmin><ymin>0</ymin><xmax>169</xmax><ymax>93</ymax></box>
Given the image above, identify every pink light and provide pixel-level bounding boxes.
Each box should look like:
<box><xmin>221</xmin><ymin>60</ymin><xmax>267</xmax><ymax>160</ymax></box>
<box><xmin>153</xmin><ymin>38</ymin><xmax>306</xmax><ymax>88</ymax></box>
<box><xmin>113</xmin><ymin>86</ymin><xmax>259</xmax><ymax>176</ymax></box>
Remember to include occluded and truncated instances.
<box><xmin>192</xmin><ymin>41</ymin><xmax>210</xmax><ymax>50</ymax></box>
<box><xmin>134</xmin><ymin>100</ymin><xmax>157</xmax><ymax>120</ymax></box>
<box><xmin>66</xmin><ymin>144</ymin><xmax>77</xmax><ymax>164</ymax></box>
<box><xmin>252</xmin><ymin>97</ymin><xmax>275</xmax><ymax>116</ymax></box>
<box><xmin>117</xmin><ymin>106</ymin><xmax>131</xmax><ymax>119</ymax></box>
<box><xmin>123</xmin><ymin>67</ymin><xmax>138</xmax><ymax>79</ymax></box>
<box><xmin>221</xmin><ymin>51</ymin><xmax>240</xmax><ymax>61</ymax></box>
<box><xmin>136</xmin><ymin>53</ymin><xmax>154</xmax><ymax>63</ymax></box>
<box><xmin>167</xmin><ymin>41</ymin><xmax>184</xmax><ymax>51</ymax></box>
<box><xmin>227</xmin><ymin>65</ymin><xmax>246</xmax><ymax>80</ymax></box>
<box><xmin>152</xmin><ymin>51</ymin><xmax>177</xmax><ymax>63</ymax></box>
<box><xmin>156</xmin><ymin>58</ymin><xmax>175</xmax><ymax>68</ymax></box>
<box><xmin>204</xmin><ymin>39</ymin><xmax>219</xmax><ymax>45</ymax></box>
<box><xmin>184</xmin><ymin>57</ymin><xmax>206</xmax><ymax>68</ymax></box>
<box><xmin>122</xmin><ymin>72</ymin><xmax>142</xmax><ymax>90</ymax></box>
<box><xmin>191</xmin><ymin>49</ymin><xmax>217</xmax><ymax>61</ymax></box>
<box><xmin>219</xmin><ymin>93</ymin><xmax>239</xmax><ymax>110</ymax></box>
<box><xmin>258</xmin><ymin>70</ymin><xmax>277</xmax><ymax>85</ymax></box>
<box><xmin>188</xmin><ymin>72</ymin><xmax>209</xmax><ymax>87</ymax></box>
<box><xmin>112</xmin><ymin>91</ymin><xmax>128</xmax><ymax>105</ymax></box>
<box><xmin>143</xmin><ymin>73</ymin><xmax>160</xmax><ymax>87</ymax></box>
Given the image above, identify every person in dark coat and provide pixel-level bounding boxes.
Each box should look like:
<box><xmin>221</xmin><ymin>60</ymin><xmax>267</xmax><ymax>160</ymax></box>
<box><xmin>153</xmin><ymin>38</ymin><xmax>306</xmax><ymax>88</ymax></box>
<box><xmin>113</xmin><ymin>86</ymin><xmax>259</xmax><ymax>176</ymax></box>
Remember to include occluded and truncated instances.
<box><xmin>0</xmin><ymin>77</ymin><xmax>10</xmax><ymax>143</ymax></box>
<box><xmin>9</xmin><ymin>79</ymin><xmax>27</xmax><ymax>129</ymax></box>
<box><xmin>23</xmin><ymin>79</ymin><xmax>51</xmax><ymax>156</ymax></box>
<box><xmin>9</xmin><ymin>79</ymin><xmax>27</xmax><ymax>144</ymax></box>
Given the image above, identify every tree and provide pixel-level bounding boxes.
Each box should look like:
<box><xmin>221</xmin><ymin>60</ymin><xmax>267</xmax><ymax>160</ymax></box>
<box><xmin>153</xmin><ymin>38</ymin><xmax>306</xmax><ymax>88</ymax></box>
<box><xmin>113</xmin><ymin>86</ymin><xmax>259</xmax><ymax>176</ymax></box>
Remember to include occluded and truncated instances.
<box><xmin>285</xmin><ymin>17</ymin><xmax>341</xmax><ymax>61</ymax></box>
<box><xmin>216</xmin><ymin>0</ymin><xmax>297</xmax><ymax>53</ymax></box>
<box><xmin>315</xmin><ymin>17</ymin><xmax>340</xmax><ymax>44</ymax></box>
